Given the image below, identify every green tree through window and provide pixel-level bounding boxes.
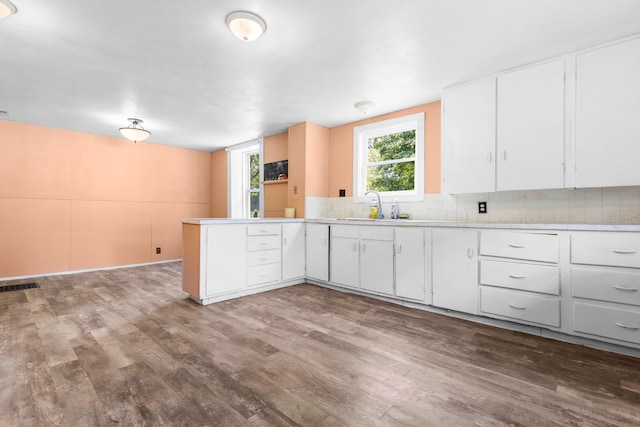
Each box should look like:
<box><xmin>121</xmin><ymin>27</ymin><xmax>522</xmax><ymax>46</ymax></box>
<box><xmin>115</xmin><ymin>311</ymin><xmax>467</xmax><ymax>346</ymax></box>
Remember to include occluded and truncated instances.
<box><xmin>366</xmin><ymin>130</ymin><xmax>416</xmax><ymax>192</ymax></box>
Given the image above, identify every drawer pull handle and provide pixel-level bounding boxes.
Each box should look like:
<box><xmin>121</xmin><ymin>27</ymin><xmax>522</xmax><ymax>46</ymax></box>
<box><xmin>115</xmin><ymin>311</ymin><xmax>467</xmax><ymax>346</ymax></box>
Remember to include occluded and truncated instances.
<box><xmin>508</xmin><ymin>274</ymin><xmax>526</xmax><ymax>279</ymax></box>
<box><xmin>508</xmin><ymin>303</ymin><xmax>527</xmax><ymax>310</ymax></box>
<box><xmin>259</xmin><ymin>274</ymin><xmax>268</xmax><ymax>277</ymax></box>
<box><xmin>260</xmin><ymin>242</ymin><xmax>268</xmax><ymax>246</ymax></box>
<box><xmin>613</xmin><ymin>285</ymin><xmax>639</xmax><ymax>292</ymax></box>
<box><xmin>615</xmin><ymin>322</ymin><xmax>640</xmax><ymax>330</ymax></box>
<box><xmin>613</xmin><ymin>249</ymin><xmax>636</xmax><ymax>254</ymax></box>
<box><xmin>508</xmin><ymin>244</ymin><xmax>526</xmax><ymax>248</ymax></box>
<box><xmin>466</xmin><ymin>247</ymin><xmax>474</xmax><ymax>258</ymax></box>
<box><xmin>259</xmin><ymin>257</ymin><xmax>268</xmax><ymax>261</ymax></box>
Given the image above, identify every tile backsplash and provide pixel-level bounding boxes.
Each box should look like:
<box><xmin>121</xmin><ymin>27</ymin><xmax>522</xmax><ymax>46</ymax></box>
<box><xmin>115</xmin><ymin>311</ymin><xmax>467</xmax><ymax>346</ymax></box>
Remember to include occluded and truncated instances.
<box><xmin>306</xmin><ymin>187</ymin><xmax>640</xmax><ymax>224</ymax></box>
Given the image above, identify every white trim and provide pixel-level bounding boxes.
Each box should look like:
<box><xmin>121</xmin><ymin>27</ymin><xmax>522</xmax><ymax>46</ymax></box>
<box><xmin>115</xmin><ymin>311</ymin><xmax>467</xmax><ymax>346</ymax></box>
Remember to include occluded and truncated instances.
<box><xmin>0</xmin><ymin>259</ymin><xmax>181</xmax><ymax>283</ymax></box>
<box><xmin>353</xmin><ymin>112</ymin><xmax>425</xmax><ymax>203</ymax></box>
<box><xmin>227</xmin><ymin>139</ymin><xmax>263</xmax><ymax>218</ymax></box>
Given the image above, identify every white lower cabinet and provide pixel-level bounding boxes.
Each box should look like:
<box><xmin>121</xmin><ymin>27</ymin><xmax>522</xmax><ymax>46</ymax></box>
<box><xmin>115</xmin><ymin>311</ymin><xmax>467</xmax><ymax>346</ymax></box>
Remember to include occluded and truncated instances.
<box><xmin>360</xmin><ymin>227</ymin><xmax>395</xmax><ymax>295</ymax></box>
<box><xmin>480</xmin><ymin>286</ymin><xmax>561</xmax><ymax>328</ymax></box>
<box><xmin>479</xmin><ymin>230</ymin><xmax>561</xmax><ymax>328</ymax></box>
<box><xmin>571</xmin><ymin>231</ymin><xmax>640</xmax><ymax>348</ymax></box>
<box><xmin>282</xmin><ymin>223</ymin><xmax>306</xmax><ymax>281</ymax></box>
<box><xmin>395</xmin><ymin>227</ymin><xmax>426</xmax><ymax>301</ymax></box>
<box><xmin>432</xmin><ymin>228</ymin><xmax>479</xmax><ymax>315</ymax></box>
<box><xmin>305</xmin><ymin>223</ymin><xmax>329</xmax><ymax>281</ymax></box>
<box><xmin>205</xmin><ymin>225</ymin><xmax>247</xmax><ymax>296</ymax></box>
<box><xmin>330</xmin><ymin>225</ymin><xmax>360</xmax><ymax>288</ymax></box>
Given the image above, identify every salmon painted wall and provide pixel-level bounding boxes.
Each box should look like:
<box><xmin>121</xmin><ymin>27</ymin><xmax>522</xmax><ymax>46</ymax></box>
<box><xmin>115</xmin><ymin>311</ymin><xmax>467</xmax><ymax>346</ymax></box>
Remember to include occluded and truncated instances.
<box><xmin>304</xmin><ymin>123</ymin><xmax>330</xmax><ymax>198</ymax></box>
<box><xmin>0</xmin><ymin>120</ymin><xmax>210</xmax><ymax>279</ymax></box>
<box><xmin>328</xmin><ymin>101</ymin><xmax>441</xmax><ymax>197</ymax></box>
<box><xmin>264</xmin><ymin>132</ymin><xmax>288</xmax><ymax>218</ymax></box>
<box><xmin>210</xmin><ymin>149</ymin><xmax>228</xmax><ymax>217</ymax></box>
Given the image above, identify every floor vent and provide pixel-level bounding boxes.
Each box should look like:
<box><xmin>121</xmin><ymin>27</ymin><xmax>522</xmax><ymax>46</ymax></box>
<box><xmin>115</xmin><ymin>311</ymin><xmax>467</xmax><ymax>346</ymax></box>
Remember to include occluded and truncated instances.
<box><xmin>0</xmin><ymin>282</ymin><xmax>40</xmax><ymax>293</ymax></box>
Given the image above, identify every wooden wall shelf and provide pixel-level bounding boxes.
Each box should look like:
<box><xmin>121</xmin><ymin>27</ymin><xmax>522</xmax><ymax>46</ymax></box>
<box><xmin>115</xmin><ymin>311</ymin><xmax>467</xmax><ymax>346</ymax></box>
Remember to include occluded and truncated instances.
<box><xmin>263</xmin><ymin>179</ymin><xmax>288</xmax><ymax>185</ymax></box>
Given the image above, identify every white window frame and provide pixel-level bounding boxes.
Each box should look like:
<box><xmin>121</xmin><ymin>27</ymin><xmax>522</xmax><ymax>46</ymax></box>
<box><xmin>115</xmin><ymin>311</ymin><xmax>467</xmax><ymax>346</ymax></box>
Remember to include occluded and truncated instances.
<box><xmin>353</xmin><ymin>112</ymin><xmax>424</xmax><ymax>202</ymax></box>
<box><xmin>227</xmin><ymin>139</ymin><xmax>264</xmax><ymax>218</ymax></box>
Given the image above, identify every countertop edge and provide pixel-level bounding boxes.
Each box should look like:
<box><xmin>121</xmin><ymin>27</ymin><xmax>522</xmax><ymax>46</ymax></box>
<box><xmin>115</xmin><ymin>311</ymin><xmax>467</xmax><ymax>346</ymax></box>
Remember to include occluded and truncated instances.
<box><xmin>182</xmin><ymin>217</ymin><xmax>640</xmax><ymax>232</ymax></box>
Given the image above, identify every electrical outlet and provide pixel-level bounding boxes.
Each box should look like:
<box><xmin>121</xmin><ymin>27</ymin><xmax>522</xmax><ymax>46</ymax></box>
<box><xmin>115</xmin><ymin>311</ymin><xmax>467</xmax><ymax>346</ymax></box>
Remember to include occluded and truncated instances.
<box><xmin>156</xmin><ymin>247</ymin><xmax>161</xmax><ymax>254</ymax></box>
<box><xmin>293</xmin><ymin>185</ymin><xmax>298</xmax><ymax>195</ymax></box>
<box><xmin>339</xmin><ymin>189</ymin><xmax>346</xmax><ymax>197</ymax></box>
<box><xmin>478</xmin><ymin>201</ymin><xmax>487</xmax><ymax>214</ymax></box>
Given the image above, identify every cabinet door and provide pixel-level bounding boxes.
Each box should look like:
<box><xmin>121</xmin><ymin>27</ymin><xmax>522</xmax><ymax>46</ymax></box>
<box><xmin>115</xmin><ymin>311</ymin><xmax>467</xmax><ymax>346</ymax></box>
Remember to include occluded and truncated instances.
<box><xmin>496</xmin><ymin>59</ymin><xmax>565</xmax><ymax>191</ymax></box>
<box><xmin>395</xmin><ymin>227</ymin><xmax>425</xmax><ymax>301</ymax></box>
<box><xmin>305</xmin><ymin>223</ymin><xmax>329</xmax><ymax>281</ymax></box>
<box><xmin>432</xmin><ymin>229</ymin><xmax>479</xmax><ymax>315</ymax></box>
<box><xmin>442</xmin><ymin>78</ymin><xmax>496</xmax><ymax>194</ymax></box>
<box><xmin>282</xmin><ymin>223</ymin><xmax>305</xmax><ymax>280</ymax></box>
<box><xmin>575</xmin><ymin>37</ymin><xmax>640</xmax><ymax>188</ymax></box>
<box><xmin>330</xmin><ymin>237</ymin><xmax>359</xmax><ymax>288</ymax></box>
<box><xmin>360</xmin><ymin>239</ymin><xmax>395</xmax><ymax>295</ymax></box>
<box><xmin>205</xmin><ymin>225</ymin><xmax>246</xmax><ymax>296</ymax></box>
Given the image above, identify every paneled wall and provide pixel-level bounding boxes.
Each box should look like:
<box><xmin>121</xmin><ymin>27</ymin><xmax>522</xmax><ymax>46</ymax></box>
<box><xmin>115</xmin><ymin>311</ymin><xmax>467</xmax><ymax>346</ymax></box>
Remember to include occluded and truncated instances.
<box><xmin>0</xmin><ymin>120</ymin><xmax>210</xmax><ymax>278</ymax></box>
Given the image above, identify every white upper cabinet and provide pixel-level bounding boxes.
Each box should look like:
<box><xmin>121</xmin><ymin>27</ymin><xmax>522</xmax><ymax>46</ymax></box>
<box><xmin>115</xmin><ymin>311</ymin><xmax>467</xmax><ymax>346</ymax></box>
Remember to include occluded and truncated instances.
<box><xmin>496</xmin><ymin>59</ymin><xmax>565</xmax><ymax>191</ymax></box>
<box><xmin>442</xmin><ymin>78</ymin><xmax>497</xmax><ymax>194</ymax></box>
<box><xmin>442</xmin><ymin>59</ymin><xmax>566</xmax><ymax>194</ymax></box>
<box><xmin>575</xmin><ymin>36</ymin><xmax>640</xmax><ymax>188</ymax></box>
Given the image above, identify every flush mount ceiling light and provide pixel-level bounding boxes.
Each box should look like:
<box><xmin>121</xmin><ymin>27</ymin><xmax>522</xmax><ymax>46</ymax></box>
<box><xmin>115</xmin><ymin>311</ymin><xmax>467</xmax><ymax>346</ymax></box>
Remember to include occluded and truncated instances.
<box><xmin>0</xmin><ymin>0</ymin><xmax>17</xmax><ymax>19</ymax></box>
<box><xmin>119</xmin><ymin>118</ymin><xmax>151</xmax><ymax>142</ymax></box>
<box><xmin>225</xmin><ymin>11</ymin><xmax>266</xmax><ymax>42</ymax></box>
<box><xmin>354</xmin><ymin>101</ymin><xmax>376</xmax><ymax>115</ymax></box>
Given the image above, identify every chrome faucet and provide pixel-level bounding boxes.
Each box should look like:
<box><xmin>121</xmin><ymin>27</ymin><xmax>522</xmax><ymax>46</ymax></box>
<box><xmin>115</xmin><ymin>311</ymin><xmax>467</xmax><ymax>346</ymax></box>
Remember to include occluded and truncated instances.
<box><xmin>365</xmin><ymin>190</ymin><xmax>384</xmax><ymax>219</ymax></box>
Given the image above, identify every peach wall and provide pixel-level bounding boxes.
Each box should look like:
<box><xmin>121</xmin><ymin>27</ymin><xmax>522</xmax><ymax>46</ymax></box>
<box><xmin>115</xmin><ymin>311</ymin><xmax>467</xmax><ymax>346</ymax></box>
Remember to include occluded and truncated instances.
<box><xmin>288</xmin><ymin>123</ymin><xmax>306</xmax><ymax>217</ymax></box>
<box><xmin>328</xmin><ymin>101</ymin><xmax>441</xmax><ymax>197</ymax></box>
<box><xmin>0</xmin><ymin>120</ymin><xmax>210</xmax><ymax>279</ymax></box>
<box><xmin>263</xmin><ymin>132</ymin><xmax>289</xmax><ymax>218</ymax></box>
<box><xmin>210</xmin><ymin>149</ymin><xmax>228</xmax><ymax>218</ymax></box>
<box><xmin>264</xmin><ymin>132</ymin><xmax>288</xmax><ymax>163</ymax></box>
<box><xmin>305</xmin><ymin>123</ymin><xmax>330</xmax><ymax>198</ymax></box>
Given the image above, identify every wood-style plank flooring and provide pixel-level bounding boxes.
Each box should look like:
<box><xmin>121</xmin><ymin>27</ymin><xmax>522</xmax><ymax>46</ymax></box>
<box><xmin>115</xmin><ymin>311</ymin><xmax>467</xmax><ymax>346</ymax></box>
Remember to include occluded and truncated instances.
<box><xmin>1</xmin><ymin>261</ymin><xmax>639</xmax><ymax>426</ymax></box>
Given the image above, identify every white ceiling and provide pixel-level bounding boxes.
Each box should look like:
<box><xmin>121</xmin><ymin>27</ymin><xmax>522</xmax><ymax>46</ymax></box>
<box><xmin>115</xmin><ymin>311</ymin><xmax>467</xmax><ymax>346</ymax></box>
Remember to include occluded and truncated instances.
<box><xmin>2</xmin><ymin>1</ymin><xmax>640</xmax><ymax>152</ymax></box>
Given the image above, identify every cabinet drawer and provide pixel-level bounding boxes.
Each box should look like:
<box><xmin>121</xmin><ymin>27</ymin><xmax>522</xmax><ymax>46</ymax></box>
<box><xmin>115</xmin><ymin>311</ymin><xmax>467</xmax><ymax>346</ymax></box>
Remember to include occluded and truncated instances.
<box><xmin>480</xmin><ymin>286</ymin><xmax>560</xmax><ymax>327</ymax></box>
<box><xmin>331</xmin><ymin>225</ymin><xmax>359</xmax><ymax>239</ymax></box>
<box><xmin>247</xmin><ymin>224</ymin><xmax>281</xmax><ymax>236</ymax></box>
<box><xmin>574</xmin><ymin>302</ymin><xmax>640</xmax><ymax>345</ymax></box>
<box><xmin>247</xmin><ymin>249</ymin><xmax>280</xmax><ymax>267</ymax></box>
<box><xmin>247</xmin><ymin>235</ymin><xmax>281</xmax><ymax>251</ymax></box>
<box><xmin>360</xmin><ymin>226</ymin><xmax>394</xmax><ymax>241</ymax></box>
<box><xmin>572</xmin><ymin>266</ymin><xmax>640</xmax><ymax>307</ymax></box>
<box><xmin>481</xmin><ymin>231</ymin><xmax>558</xmax><ymax>263</ymax></box>
<box><xmin>480</xmin><ymin>260</ymin><xmax>559</xmax><ymax>295</ymax></box>
<box><xmin>247</xmin><ymin>263</ymin><xmax>281</xmax><ymax>286</ymax></box>
<box><xmin>571</xmin><ymin>233</ymin><xmax>640</xmax><ymax>268</ymax></box>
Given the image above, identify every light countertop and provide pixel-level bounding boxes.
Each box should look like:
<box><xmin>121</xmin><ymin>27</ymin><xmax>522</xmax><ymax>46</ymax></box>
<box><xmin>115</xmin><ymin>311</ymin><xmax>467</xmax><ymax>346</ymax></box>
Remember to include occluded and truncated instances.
<box><xmin>183</xmin><ymin>217</ymin><xmax>640</xmax><ymax>232</ymax></box>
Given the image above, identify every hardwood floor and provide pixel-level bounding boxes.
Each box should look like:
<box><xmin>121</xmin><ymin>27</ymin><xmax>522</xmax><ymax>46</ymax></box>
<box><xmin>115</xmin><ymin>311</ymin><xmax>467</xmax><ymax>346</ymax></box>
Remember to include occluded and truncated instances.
<box><xmin>1</xmin><ymin>262</ymin><xmax>639</xmax><ymax>426</ymax></box>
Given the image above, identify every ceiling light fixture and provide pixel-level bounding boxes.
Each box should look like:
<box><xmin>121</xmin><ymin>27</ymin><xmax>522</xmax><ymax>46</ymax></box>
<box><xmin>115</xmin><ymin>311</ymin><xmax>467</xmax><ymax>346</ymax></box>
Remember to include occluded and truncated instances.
<box><xmin>354</xmin><ymin>101</ymin><xmax>376</xmax><ymax>115</ymax></box>
<box><xmin>119</xmin><ymin>118</ymin><xmax>151</xmax><ymax>142</ymax></box>
<box><xmin>0</xmin><ymin>0</ymin><xmax>17</xmax><ymax>19</ymax></box>
<box><xmin>225</xmin><ymin>11</ymin><xmax>266</xmax><ymax>42</ymax></box>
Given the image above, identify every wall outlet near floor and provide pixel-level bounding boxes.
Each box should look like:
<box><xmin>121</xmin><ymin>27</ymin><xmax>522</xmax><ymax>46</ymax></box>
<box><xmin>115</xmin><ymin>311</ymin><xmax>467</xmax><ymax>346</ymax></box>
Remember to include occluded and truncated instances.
<box><xmin>156</xmin><ymin>247</ymin><xmax>161</xmax><ymax>254</ymax></box>
<box><xmin>478</xmin><ymin>201</ymin><xmax>487</xmax><ymax>214</ymax></box>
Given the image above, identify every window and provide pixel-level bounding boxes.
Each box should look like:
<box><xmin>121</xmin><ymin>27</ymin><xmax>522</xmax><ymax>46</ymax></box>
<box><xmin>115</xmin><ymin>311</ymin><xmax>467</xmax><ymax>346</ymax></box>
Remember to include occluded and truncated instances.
<box><xmin>353</xmin><ymin>113</ymin><xmax>424</xmax><ymax>201</ymax></box>
<box><xmin>228</xmin><ymin>140</ymin><xmax>263</xmax><ymax>218</ymax></box>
